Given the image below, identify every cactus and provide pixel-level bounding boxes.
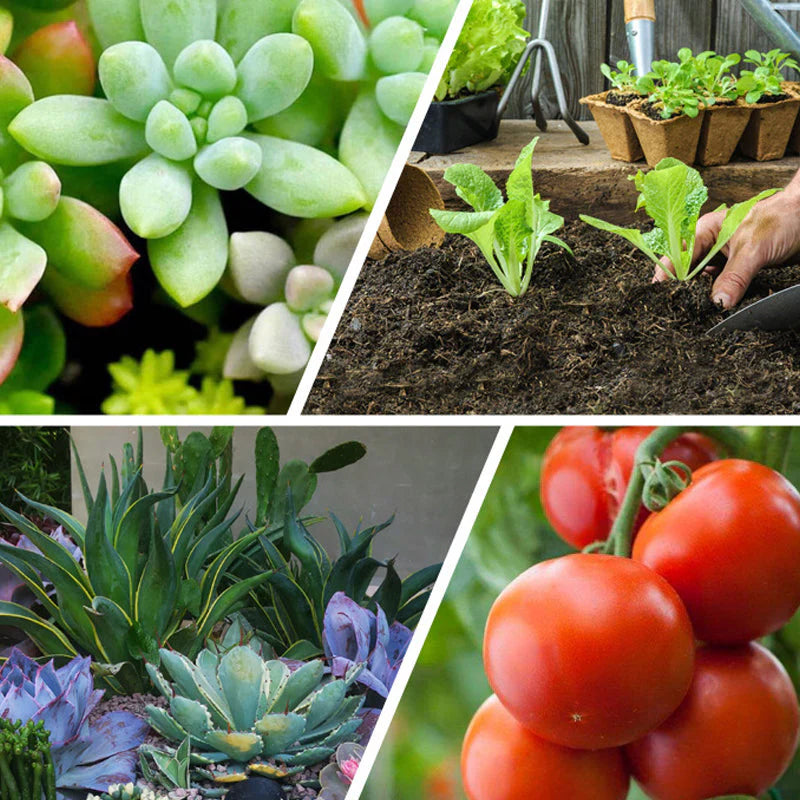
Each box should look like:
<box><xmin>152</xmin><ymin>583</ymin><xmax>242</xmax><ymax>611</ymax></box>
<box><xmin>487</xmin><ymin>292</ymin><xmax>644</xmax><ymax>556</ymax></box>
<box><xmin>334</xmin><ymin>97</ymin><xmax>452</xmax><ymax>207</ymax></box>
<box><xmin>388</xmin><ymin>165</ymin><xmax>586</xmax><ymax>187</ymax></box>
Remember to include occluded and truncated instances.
<box><xmin>145</xmin><ymin>645</ymin><xmax>365</xmax><ymax>767</ymax></box>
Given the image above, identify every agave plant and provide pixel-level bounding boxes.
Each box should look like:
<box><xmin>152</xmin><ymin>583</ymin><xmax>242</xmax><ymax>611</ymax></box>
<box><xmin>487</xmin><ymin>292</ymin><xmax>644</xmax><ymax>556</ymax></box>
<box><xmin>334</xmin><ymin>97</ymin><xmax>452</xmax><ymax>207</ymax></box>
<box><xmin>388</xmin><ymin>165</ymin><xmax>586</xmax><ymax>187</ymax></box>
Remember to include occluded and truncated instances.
<box><xmin>0</xmin><ymin>431</ymin><xmax>273</xmax><ymax>694</ymax></box>
<box><xmin>0</xmin><ymin>649</ymin><xmax>148</xmax><ymax>797</ymax></box>
<box><xmin>318</xmin><ymin>742</ymin><xmax>363</xmax><ymax>800</ymax></box>
<box><xmin>145</xmin><ymin>645</ymin><xmax>365</xmax><ymax>768</ymax></box>
<box><xmin>323</xmin><ymin>592</ymin><xmax>412</xmax><ymax>699</ymax></box>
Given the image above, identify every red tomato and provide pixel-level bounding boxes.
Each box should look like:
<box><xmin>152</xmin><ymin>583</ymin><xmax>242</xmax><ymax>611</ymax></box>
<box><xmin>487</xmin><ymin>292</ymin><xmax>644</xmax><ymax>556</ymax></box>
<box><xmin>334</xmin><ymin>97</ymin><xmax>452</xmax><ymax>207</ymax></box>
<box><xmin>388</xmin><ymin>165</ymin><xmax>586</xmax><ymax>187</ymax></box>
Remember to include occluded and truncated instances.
<box><xmin>462</xmin><ymin>695</ymin><xmax>630</xmax><ymax>800</ymax></box>
<box><xmin>633</xmin><ymin>459</ymin><xmax>800</xmax><ymax>644</ymax></box>
<box><xmin>540</xmin><ymin>426</ymin><xmax>719</xmax><ymax>549</ymax></box>
<box><xmin>483</xmin><ymin>553</ymin><xmax>695</xmax><ymax>749</ymax></box>
<box><xmin>626</xmin><ymin>643</ymin><xmax>800</xmax><ymax>800</ymax></box>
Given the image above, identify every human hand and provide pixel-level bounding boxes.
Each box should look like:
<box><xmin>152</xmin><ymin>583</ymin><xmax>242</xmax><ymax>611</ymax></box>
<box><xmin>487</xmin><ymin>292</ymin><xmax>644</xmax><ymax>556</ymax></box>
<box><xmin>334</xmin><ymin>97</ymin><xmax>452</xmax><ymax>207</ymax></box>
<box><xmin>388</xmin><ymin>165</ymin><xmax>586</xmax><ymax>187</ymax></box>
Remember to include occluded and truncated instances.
<box><xmin>655</xmin><ymin>183</ymin><xmax>800</xmax><ymax>308</ymax></box>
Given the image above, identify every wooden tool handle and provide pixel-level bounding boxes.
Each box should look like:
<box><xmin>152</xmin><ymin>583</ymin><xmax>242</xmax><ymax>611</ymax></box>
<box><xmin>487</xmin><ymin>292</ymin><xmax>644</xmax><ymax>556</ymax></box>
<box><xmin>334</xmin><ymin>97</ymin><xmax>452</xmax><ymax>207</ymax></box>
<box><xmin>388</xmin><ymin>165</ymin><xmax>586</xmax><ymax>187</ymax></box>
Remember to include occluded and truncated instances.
<box><xmin>624</xmin><ymin>0</ymin><xmax>655</xmax><ymax>22</ymax></box>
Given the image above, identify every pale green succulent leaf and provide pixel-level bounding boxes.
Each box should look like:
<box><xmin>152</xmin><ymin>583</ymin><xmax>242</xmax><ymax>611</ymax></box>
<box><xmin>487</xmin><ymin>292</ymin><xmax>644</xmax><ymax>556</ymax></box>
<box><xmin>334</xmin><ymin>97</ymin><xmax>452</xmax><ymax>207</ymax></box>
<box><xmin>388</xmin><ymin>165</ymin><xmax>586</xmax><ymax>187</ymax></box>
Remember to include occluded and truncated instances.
<box><xmin>375</xmin><ymin>71</ymin><xmax>427</xmax><ymax>126</ymax></box>
<box><xmin>245</xmin><ymin>133</ymin><xmax>366</xmax><ymax>218</ymax></box>
<box><xmin>202</xmin><ymin>730</ymin><xmax>263</xmax><ymax>762</ymax></box>
<box><xmin>9</xmin><ymin>97</ymin><xmax>148</xmax><ymax>166</ymax></box>
<box><xmin>120</xmin><ymin>154</ymin><xmax>193</xmax><ymax>239</ymax></box>
<box><xmin>173</xmin><ymin>40</ymin><xmax>237</xmax><ymax>98</ymax></box>
<box><xmin>248</xmin><ymin>303</ymin><xmax>311</xmax><ymax>376</ymax></box>
<box><xmin>272</xmin><ymin>658</ymin><xmax>325</xmax><ymax>712</ymax></box>
<box><xmin>0</xmin><ymin>59</ymin><xmax>34</xmax><ymax>122</ymax></box>
<box><xmin>279</xmin><ymin>745</ymin><xmax>334</xmax><ymax>767</ymax></box>
<box><xmin>146</xmin><ymin>704</ymin><xmax>191</xmax><ymax>741</ymax></box>
<box><xmin>149</xmin><ymin>181</ymin><xmax>228</xmax><ymax>307</ymax></box>
<box><xmin>86</xmin><ymin>0</ymin><xmax>146</xmax><ymax>49</ymax></box>
<box><xmin>207</xmin><ymin>96</ymin><xmax>248</xmax><ymax>143</ymax></box>
<box><xmin>194</xmin><ymin>137</ymin><xmax>263</xmax><ymax>191</ymax></box>
<box><xmin>4</xmin><ymin>162</ymin><xmax>60</xmax><ymax>223</ymax></box>
<box><xmin>218</xmin><ymin>0</ymin><xmax>298</xmax><ymax>62</ymax></box>
<box><xmin>235</xmin><ymin>33</ymin><xmax>313</xmax><ymax>123</ymax></box>
<box><xmin>145</xmin><ymin>101</ymin><xmax>198</xmax><ymax>162</ymax></box>
<box><xmin>0</xmin><ymin>222</ymin><xmax>46</xmax><ymax>312</ymax></box>
<box><xmin>170</xmin><ymin>696</ymin><xmax>214</xmax><ymax>738</ymax></box>
<box><xmin>302</xmin><ymin>680</ymin><xmax>346</xmax><ymax>730</ymax></box>
<box><xmin>140</xmin><ymin>0</ymin><xmax>218</xmax><ymax>69</ymax></box>
<box><xmin>99</xmin><ymin>42</ymin><xmax>172</xmax><ymax>122</ymax></box>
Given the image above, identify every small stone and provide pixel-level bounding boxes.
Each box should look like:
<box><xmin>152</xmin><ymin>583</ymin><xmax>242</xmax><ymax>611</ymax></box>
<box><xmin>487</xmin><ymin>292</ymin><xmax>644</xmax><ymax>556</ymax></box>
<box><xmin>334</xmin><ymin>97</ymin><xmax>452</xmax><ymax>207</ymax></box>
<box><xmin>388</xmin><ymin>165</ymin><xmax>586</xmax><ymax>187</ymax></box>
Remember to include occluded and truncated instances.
<box><xmin>350</xmin><ymin>318</ymin><xmax>362</xmax><ymax>332</ymax></box>
<box><xmin>224</xmin><ymin>777</ymin><xmax>284</xmax><ymax>800</ymax></box>
<box><xmin>611</xmin><ymin>342</ymin><xmax>626</xmax><ymax>358</ymax></box>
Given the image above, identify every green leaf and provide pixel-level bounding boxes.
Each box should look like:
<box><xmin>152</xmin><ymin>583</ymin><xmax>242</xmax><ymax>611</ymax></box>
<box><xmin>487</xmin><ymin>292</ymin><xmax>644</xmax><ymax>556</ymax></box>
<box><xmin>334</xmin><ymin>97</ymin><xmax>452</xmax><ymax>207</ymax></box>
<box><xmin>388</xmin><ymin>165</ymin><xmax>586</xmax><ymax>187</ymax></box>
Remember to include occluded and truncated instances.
<box><xmin>270</xmin><ymin>461</ymin><xmax>317</xmax><ymax>523</ymax></box>
<box><xmin>18</xmin><ymin>196</ymin><xmax>139</xmax><ymax>291</ymax></box>
<box><xmin>173</xmin><ymin>40</ymin><xmax>236</xmax><ymax>99</ymax></box>
<box><xmin>255</xmin><ymin>428</ymin><xmax>280</xmax><ymax>527</ymax></box>
<box><xmin>371</xmin><ymin>559</ymin><xmax>402</xmax><ymax>621</ymax></box>
<box><xmin>115</xmin><ymin>489</ymin><xmax>176</xmax><ymax>583</ymax></box>
<box><xmin>309</xmin><ymin>441</ymin><xmax>366</xmax><ymax>474</ymax></box>
<box><xmin>136</xmin><ymin>519</ymin><xmax>178</xmax><ymax>639</ymax></box>
<box><xmin>145</xmin><ymin>101</ymin><xmax>198</xmax><ymax>162</ymax></box>
<box><xmin>246</xmin><ymin>133</ymin><xmax>367</xmax><ymax>218</ymax></box>
<box><xmin>86</xmin><ymin>0</ymin><xmax>146</xmax><ymax>50</ymax></box>
<box><xmin>217</xmin><ymin>0</ymin><xmax>299</xmax><ymax>63</ymax></box>
<box><xmin>444</xmin><ymin>163</ymin><xmax>503</xmax><ymax>212</ymax></box>
<box><xmin>429</xmin><ymin>208</ymin><xmax>496</xmax><ymax>235</ymax></box>
<box><xmin>580</xmin><ymin>215</ymin><xmax>662</xmax><ymax>268</ymax></box>
<box><xmin>85</xmin><ymin>474</ymin><xmax>132</xmax><ymax>610</ymax></box>
<box><xmin>0</xmin><ymin>601</ymin><xmax>77</xmax><ymax>658</ymax></box>
<box><xmin>0</xmin><ymin>305</ymin><xmax>63</xmax><ymax>393</ymax></box>
<box><xmin>139</xmin><ymin>0</ymin><xmax>217</xmax><ymax>69</ymax></box>
<box><xmin>86</xmin><ymin>596</ymin><xmax>132</xmax><ymax>664</ymax></box>
<box><xmin>0</xmin><ymin>305</ymin><xmax>22</xmax><ymax>384</ymax></box>
<box><xmin>0</xmin><ymin>223</ymin><xmax>46</xmax><ymax>312</ymax></box>
<box><xmin>149</xmin><ymin>180</ymin><xmax>228</xmax><ymax>307</ymax></box>
<box><xmin>506</xmin><ymin>137</ymin><xmax>537</xmax><ymax>211</ymax></box>
<box><xmin>236</xmin><ymin>34</ymin><xmax>314</xmax><ymax>123</ymax></box>
<box><xmin>120</xmin><ymin>154</ymin><xmax>193</xmax><ymax>239</ymax></box>
<box><xmin>400</xmin><ymin>563</ymin><xmax>441</xmax><ymax>606</ymax></box>
<box><xmin>9</xmin><ymin>97</ymin><xmax>148</xmax><ymax>166</ymax></box>
<box><xmin>194</xmin><ymin>137</ymin><xmax>263</xmax><ymax>192</ymax></box>
<box><xmin>281</xmin><ymin>640</ymin><xmax>322</xmax><ymax>660</ymax></box>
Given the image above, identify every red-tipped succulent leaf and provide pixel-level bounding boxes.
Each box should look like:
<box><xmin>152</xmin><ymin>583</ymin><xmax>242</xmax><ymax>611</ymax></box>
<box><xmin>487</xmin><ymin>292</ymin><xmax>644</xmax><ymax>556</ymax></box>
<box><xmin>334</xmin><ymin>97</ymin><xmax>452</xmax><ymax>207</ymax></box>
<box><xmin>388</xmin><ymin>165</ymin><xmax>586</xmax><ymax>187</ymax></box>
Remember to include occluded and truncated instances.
<box><xmin>0</xmin><ymin>306</ymin><xmax>23</xmax><ymax>384</ymax></box>
<box><xmin>42</xmin><ymin>269</ymin><xmax>133</xmax><ymax>327</ymax></box>
<box><xmin>13</xmin><ymin>21</ymin><xmax>96</xmax><ymax>98</ymax></box>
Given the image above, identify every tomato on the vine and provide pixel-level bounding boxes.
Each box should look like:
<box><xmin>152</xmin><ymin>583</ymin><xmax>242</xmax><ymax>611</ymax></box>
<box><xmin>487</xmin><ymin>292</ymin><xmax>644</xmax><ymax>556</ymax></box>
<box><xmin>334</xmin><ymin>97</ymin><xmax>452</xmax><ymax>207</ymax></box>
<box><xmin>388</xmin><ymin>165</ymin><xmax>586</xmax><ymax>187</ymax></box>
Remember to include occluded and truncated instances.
<box><xmin>483</xmin><ymin>553</ymin><xmax>695</xmax><ymax>749</ymax></box>
<box><xmin>540</xmin><ymin>426</ymin><xmax>719</xmax><ymax>549</ymax></box>
<box><xmin>462</xmin><ymin>695</ymin><xmax>630</xmax><ymax>800</ymax></box>
<box><xmin>633</xmin><ymin>459</ymin><xmax>800</xmax><ymax>644</ymax></box>
<box><xmin>626</xmin><ymin>643</ymin><xmax>800</xmax><ymax>800</ymax></box>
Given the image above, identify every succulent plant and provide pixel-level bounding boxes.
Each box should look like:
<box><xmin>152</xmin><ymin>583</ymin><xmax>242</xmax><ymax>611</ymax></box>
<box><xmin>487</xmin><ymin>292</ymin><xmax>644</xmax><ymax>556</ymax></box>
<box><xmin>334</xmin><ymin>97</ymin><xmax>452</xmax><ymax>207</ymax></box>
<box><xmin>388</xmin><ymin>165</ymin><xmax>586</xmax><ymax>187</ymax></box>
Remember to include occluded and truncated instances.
<box><xmin>145</xmin><ymin>645</ymin><xmax>365</xmax><ymax>768</ymax></box>
<box><xmin>0</xmin><ymin>431</ymin><xmax>272</xmax><ymax>694</ymax></box>
<box><xmin>88</xmin><ymin>783</ymin><xmax>164</xmax><ymax>800</ymax></box>
<box><xmin>0</xmin><ymin>649</ymin><xmax>148</xmax><ymax>796</ymax></box>
<box><xmin>0</xmin><ymin>44</ymin><xmax>138</xmax><ymax>388</ymax></box>
<box><xmin>323</xmin><ymin>592</ymin><xmax>412</xmax><ymax>699</ymax></box>
<box><xmin>222</xmin><ymin>214</ymin><xmax>366</xmax><ymax>393</ymax></box>
<box><xmin>318</xmin><ymin>742</ymin><xmax>363</xmax><ymax>800</ymax></box>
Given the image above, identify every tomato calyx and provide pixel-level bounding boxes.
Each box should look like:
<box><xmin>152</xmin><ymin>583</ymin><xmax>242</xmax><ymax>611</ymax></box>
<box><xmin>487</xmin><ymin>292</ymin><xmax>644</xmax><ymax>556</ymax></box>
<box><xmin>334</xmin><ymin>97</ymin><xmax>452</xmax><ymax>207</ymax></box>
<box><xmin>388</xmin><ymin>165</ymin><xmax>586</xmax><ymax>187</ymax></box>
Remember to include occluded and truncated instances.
<box><xmin>640</xmin><ymin>458</ymin><xmax>692</xmax><ymax>512</ymax></box>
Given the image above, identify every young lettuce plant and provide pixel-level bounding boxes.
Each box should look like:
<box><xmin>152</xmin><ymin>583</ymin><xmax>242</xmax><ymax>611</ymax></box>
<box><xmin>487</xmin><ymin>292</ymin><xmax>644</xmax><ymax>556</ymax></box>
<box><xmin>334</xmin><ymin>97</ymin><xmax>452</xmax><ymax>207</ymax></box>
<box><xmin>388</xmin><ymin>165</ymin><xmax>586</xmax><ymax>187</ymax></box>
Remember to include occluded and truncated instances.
<box><xmin>430</xmin><ymin>138</ymin><xmax>571</xmax><ymax>297</ymax></box>
<box><xmin>690</xmin><ymin>50</ymin><xmax>741</xmax><ymax>104</ymax></box>
<box><xmin>738</xmin><ymin>48</ymin><xmax>799</xmax><ymax>102</ymax></box>
<box><xmin>636</xmin><ymin>56</ymin><xmax>702</xmax><ymax>119</ymax></box>
<box><xmin>580</xmin><ymin>157</ymin><xmax>779</xmax><ymax>281</ymax></box>
<box><xmin>600</xmin><ymin>60</ymin><xmax>639</xmax><ymax>93</ymax></box>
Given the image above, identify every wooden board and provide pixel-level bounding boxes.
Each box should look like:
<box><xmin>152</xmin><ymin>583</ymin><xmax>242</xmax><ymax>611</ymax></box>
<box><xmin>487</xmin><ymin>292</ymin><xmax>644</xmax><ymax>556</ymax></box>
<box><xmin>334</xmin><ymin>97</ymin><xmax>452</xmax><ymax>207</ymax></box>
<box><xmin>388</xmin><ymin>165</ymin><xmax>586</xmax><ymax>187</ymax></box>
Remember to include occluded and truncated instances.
<box><xmin>411</xmin><ymin>120</ymin><xmax>799</xmax><ymax>223</ymax></box>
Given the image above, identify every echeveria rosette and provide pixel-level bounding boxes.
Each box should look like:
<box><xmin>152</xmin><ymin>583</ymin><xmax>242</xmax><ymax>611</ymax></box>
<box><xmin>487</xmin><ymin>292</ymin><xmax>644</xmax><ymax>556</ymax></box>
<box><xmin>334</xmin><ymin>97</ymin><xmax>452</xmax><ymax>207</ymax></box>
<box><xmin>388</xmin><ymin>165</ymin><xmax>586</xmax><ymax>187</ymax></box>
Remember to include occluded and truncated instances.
<box><xmin>0</xmin><ymin>649</ymin><xmax>148</xmax><ymax>797</ymax></box>
<box><xmin>10</xmin><ymin>0</ymin><xmax>374</xmax><ymax>310</ymax></box>
<box><xmin>223</xmin><ymin>215</ymin><xmax>366</xmax><ymax>395</ymax></box>
<box><xmin>318</xmin><ymin>742</ymin><xmax>364</xmax><ymax>800</ymax></box>
<box><xmin>323</xmin><ymin>591</ymin><xmax>412</xmax><ymax>699</ymax></box>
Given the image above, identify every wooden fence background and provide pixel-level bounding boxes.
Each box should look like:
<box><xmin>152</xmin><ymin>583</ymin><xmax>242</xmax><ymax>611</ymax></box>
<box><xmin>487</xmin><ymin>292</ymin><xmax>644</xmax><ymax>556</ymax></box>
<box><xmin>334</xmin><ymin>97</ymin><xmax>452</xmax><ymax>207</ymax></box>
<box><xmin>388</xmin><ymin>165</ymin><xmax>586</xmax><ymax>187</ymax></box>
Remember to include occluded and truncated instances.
<box><xmin>504</xmin><ymin>0</ymin><xmax>800</xmax><ymax>119</ymax></box>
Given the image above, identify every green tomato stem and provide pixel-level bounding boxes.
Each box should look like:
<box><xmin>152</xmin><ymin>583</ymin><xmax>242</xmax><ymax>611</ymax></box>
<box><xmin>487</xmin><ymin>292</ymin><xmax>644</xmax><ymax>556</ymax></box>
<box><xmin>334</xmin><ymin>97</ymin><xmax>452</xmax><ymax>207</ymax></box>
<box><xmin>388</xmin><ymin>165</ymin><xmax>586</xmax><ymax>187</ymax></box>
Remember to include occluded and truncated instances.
<box><xmin>750</xmin><ymin>427</ymin><xmax>794</xmax><ymax>474</ymax></box>
<box><xmin>606</xmin><ymin>425</ymin><xmax>749</xmax><ymax>557</ymax></box>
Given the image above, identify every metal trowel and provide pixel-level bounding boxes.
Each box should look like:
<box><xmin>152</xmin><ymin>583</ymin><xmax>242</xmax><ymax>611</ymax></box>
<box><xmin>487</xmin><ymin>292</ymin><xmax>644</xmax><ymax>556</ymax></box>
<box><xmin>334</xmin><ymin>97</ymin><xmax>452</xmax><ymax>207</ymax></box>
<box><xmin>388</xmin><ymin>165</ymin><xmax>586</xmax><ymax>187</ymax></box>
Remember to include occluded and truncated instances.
<box><xmin>707</xmin><ymin>284</ymin><xmax>800</xmax><ymax>333</ymax></box>
<box><xmin>625</xmin><ymin>0</ymin><xmax>655</xmax><ymax>77</ymax></box>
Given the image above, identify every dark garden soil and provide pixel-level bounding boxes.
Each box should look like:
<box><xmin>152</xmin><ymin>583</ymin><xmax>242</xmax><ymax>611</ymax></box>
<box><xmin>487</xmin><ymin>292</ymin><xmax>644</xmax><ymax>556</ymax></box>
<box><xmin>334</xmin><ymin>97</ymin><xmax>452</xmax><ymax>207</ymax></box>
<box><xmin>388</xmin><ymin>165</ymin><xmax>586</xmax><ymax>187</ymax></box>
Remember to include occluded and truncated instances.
<box><xmin>305</xmin><ymin>222</ymin><xmax>800</xmax><ymax>415</ymax></box>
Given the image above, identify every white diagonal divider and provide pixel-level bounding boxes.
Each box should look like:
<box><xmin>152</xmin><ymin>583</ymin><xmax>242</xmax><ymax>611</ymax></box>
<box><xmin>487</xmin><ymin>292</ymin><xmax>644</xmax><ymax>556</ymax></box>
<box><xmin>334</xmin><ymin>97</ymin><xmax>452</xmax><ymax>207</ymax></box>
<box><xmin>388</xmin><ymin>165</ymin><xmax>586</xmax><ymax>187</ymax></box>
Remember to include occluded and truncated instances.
<box><xmin>287</xmin><ymin>0</ymin><xmax>474</xmax><ymax>416</ymax></box>
<box><xmin>343</xmin><ymin>422</ymin><xmax>514</xmax><ymax>800</ymax></box>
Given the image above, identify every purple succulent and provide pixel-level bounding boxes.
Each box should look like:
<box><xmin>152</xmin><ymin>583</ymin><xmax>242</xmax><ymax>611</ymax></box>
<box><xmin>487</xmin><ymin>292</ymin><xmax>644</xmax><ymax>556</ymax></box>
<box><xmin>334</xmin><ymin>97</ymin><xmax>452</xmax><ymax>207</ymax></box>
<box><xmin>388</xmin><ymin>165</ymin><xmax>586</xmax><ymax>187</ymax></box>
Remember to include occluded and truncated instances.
<box><xmin>323</xmin><ymin>592</ymin><xmax>412</xmax><ymax>699</ymax></box>
<box><xmin>0</xmin><ymin>649</ymin><xmax>148</xmax><ymax>796</ymax></box>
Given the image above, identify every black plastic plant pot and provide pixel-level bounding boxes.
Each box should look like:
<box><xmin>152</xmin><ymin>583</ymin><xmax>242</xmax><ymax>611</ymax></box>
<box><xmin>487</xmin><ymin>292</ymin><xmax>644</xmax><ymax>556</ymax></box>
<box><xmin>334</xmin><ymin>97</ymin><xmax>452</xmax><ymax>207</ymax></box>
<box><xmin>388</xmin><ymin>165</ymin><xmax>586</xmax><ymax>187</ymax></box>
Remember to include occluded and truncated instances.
<box><xmin>414</xmin><ymin>89</ymin><xmax>501</xmax><ymax>154</ymax></box>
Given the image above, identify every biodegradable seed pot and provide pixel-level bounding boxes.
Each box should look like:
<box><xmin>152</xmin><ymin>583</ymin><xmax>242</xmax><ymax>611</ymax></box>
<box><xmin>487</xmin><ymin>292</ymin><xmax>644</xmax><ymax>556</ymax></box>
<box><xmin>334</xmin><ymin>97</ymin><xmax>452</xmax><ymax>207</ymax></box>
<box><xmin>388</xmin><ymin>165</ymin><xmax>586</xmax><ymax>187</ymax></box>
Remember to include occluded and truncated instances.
<box><xmin>696</xmin><ymin>99</ymin><xmax>752</xmax><ymax>166</ymax></box>
<box><xmin>628</xmin><ymin>100</ymin><xmax>705</xmax><ymax>166</ymax></box>
<box><xmin>739</xmin><ymin>83</ymin><xmax>800</xmax><ymax>161</ymax></box>
<box><xmin>580</xmin><ymin>91</ymin><xmax>643</xmax><ymax>162</ymax></box>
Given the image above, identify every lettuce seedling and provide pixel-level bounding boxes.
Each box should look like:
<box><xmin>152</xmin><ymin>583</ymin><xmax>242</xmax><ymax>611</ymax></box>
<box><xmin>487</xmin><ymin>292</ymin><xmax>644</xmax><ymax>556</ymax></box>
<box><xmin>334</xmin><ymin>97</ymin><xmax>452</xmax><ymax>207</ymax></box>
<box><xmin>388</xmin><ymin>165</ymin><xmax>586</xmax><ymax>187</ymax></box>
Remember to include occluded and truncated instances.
<box><xmin>581</xmin><ymin>158</ymin><xmax>779</xmax><ymax>281</ymax></box>
<box><xmin>690</xmin><ymin>50</ymin><xmax>741</xmax><ymax>104</ymax></box>
<box><xmin>738</xmin><ymin>48</ymin><xmax>799</xmax><ymax>103</ymax></box>
<box><xmin>600</xmin><ymin>60</ymin><xmax>638</xmax><ymax>93</ymax></box>
<box><xmin>431</xmin><ymin>138</ymin><xmax>571</xmax><ymax>297</ymax></box>
<box><xmin>636</xmin><ymin>55</ymin><xmax>702</xmax><ymax>118</ymax></box>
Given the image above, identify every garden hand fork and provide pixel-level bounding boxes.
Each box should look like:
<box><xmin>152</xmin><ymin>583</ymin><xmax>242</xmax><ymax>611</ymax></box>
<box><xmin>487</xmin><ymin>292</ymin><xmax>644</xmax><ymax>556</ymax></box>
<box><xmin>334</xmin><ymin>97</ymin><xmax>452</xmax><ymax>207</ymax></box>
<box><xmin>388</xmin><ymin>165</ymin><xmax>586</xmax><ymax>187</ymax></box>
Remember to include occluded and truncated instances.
<box><xmin>497</xmin><ymin>0</ymin><xmax>590</xmax><ymax>144</ymax></box>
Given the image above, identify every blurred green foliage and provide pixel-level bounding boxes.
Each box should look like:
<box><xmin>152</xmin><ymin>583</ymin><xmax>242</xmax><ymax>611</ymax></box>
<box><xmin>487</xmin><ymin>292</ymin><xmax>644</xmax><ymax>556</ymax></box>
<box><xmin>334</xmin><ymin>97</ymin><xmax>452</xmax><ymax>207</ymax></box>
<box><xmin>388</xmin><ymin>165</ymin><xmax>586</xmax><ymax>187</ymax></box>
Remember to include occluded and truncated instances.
<box><xmin>0</xmin><ymin>426</ymin><xmax>70</xmax><ymax>513</ymax></box>
<box><xmin>364</xmin><ymin>426</ymin><xmax>800</xmax><ymax>800</ymax></box>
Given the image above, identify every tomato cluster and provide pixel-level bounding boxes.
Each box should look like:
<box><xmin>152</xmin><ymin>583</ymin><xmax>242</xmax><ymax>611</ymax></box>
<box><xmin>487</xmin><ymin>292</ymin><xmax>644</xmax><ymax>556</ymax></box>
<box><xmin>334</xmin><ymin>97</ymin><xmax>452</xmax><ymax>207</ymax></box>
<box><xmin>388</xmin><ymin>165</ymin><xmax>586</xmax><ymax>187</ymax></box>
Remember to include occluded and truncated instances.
<box><xmin>462</xmin><ymin>428</ymin><xmax>800</xmax><ymax>800</ymax></box>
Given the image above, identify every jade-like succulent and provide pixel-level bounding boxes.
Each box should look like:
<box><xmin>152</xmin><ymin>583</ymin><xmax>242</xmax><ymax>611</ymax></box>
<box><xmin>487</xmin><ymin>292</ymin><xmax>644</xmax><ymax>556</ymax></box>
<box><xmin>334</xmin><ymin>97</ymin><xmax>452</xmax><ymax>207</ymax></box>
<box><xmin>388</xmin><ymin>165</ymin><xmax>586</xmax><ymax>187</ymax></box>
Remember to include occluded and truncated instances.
<box><xmin>222</xmin><ymin>214</ymin><xmax>367</xmax><ymax>394</ymax></box>
<box><xmin>145</xmin><ymin>645</ymin><xmax>365</xmax><ymax>767</ymax></box>
<box><xmin>0</xmin><ymin>51</ymin><xmax>138</xmax><ymax>387</ymax></box>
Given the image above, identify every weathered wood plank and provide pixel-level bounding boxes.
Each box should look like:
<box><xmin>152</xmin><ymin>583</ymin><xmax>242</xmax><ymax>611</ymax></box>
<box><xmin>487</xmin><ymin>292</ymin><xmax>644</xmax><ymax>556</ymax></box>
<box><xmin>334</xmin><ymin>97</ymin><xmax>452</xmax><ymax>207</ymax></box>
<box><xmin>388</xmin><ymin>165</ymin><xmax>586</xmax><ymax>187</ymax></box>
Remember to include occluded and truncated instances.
<box><xmin>505</xmin><ymin>0</ymin><xmax>607</xmax><ymax>121</ymax></box>
<box><xmin>411</xmin><ymin>120</ymin><xmax>799</xmax><ymax>223</ymax></box>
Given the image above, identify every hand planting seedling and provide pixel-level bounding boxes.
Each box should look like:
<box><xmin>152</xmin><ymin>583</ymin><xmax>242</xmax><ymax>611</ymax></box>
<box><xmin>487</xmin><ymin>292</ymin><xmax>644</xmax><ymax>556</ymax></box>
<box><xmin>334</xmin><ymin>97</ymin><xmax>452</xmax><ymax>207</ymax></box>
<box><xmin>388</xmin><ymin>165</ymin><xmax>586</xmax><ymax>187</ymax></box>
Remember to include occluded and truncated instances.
<box><xmin>0</xmin><ymin>0</ymin><xmax>454</xmax><ymax>412</ymax></box>
<box><xmin>581</xmin><ymin>157</ymin><xmax>779</xmax><ymax>281</ymax></box>
<box><xmin>430</xmin><ymin>138</ymin><xmax>571</xmax><ymax>297</ymax></box>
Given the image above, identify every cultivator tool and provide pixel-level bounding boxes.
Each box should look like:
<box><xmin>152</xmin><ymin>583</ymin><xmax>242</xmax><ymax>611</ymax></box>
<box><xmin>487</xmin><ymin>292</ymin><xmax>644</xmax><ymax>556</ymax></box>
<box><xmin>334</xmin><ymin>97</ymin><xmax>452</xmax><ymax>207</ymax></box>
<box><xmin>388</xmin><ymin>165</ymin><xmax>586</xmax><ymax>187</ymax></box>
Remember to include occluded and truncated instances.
<box><xmin>498</xmin><ymin>0</ymin><xmax>590</xmax><ymax>144</ymax></box>
<box><xmin>738</xmin><ymin>0</ymin><xmax>800</xmax><ymax>60</ymax></box>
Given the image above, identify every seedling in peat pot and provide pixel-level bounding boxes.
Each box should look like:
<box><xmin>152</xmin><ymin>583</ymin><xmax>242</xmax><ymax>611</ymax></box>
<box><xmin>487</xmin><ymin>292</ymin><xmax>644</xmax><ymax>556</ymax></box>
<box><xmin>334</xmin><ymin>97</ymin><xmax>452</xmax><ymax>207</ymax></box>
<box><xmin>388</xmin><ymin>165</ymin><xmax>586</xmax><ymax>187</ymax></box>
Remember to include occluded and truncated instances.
<box><xmin>600</xmin><ymin>60</ymin><xmax>638</xmax><ymax>94</ymax></box>
<box><xmin>580</xmin><ymin>157</ymin><xmax>779</xmax><ymax>281</ymax></box>
<box><xmin>738</xmin><ymin>49</ymin><xmax>799</xmax><ymax>102</ymax></box>
<box><xmin>430</xmin><ymin>138</ymin><xmax>572</xmax><ymax>297</ymax></box>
